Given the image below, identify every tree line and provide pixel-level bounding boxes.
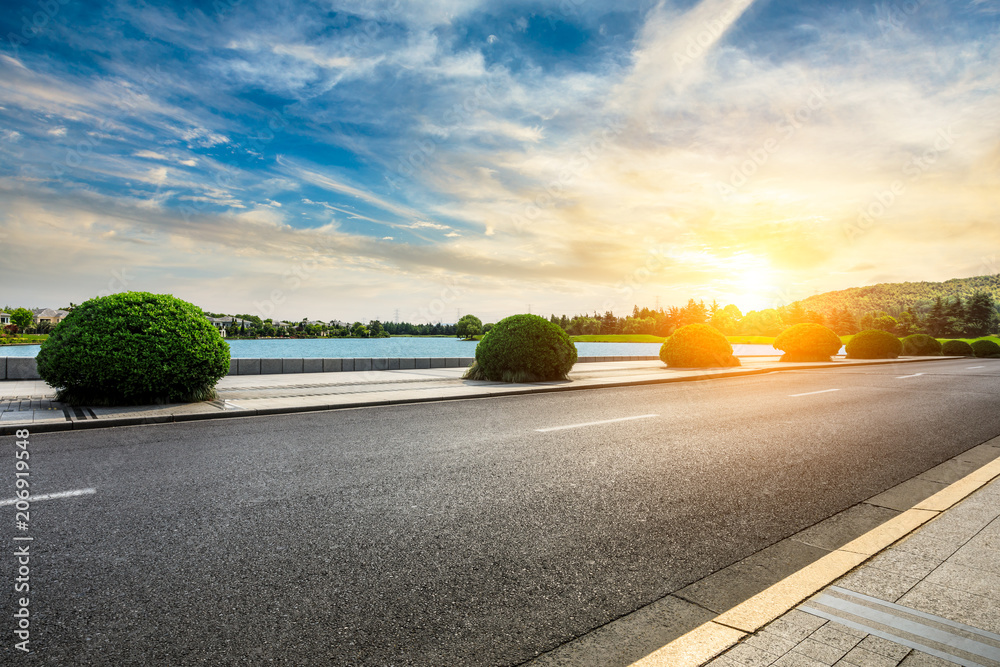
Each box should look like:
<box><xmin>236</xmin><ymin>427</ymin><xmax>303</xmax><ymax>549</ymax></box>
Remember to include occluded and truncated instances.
<box><xmin>546</xmin><ymin>291</ymin><xmax>999</xmax><ymax>338</ymax></box>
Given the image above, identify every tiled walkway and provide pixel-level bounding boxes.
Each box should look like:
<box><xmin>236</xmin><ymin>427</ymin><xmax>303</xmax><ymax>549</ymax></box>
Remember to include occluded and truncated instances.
<box><xmin>705</xmin><ymin>477</ymin><xmax>1000</xmax><ymax>667</ymax></box>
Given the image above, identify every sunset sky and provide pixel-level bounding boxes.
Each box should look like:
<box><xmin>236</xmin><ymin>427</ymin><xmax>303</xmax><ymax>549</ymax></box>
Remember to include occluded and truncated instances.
<box><xmin>1</xmin><ymin>0</ymin><xmax>998</xmax><ymax>323</ymax></box>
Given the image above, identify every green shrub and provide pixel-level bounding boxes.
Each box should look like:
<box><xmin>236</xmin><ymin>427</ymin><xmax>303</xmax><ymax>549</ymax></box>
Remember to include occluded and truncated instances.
<box><xmin>660</xmin><ymin>324</ymin><xmax>740</xmax><ymax>367</ymax></box>
<box><xmin>941</xmin><ymin>340</ymin><xmax>974</xmax><ymax>356</ymax></box>
<box><xmin>36</xmin><ymin>292</ymin><xmax>230</xmax><ymax>405</ymax></box>
<box><xmin>970</xmin><ymin>339</ymin><xmax>1000</xmax><ymax>358</ymax></box>
<box><xmin>464</xmin><ymin>314</ymin><xmax>577</xmax><ymax>382</ymax></box>
<box><xmin>845</xmin><ymin>329</ymin><xmax>902</xmax><ymax>359</ymax></box>
<box><xmin>772</xmin><ymin>323</ymin><xmax>842</xmax><ymax>362</ymax></box>
<box><xmin>901</xmin><ymin>334</ymin><xmax>943</xmax><ymax>356</ymax></box>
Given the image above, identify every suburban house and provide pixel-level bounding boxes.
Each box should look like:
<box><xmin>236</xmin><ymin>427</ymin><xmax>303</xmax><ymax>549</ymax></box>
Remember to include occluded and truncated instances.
<box><xmin>32</xmin><ymin>308</ymin><xmax>70</xmax><ymax>325</ymax></box>
<box><xmin>206</xmin><ymin>316</ymin><xmax>253</xmax><ymax>336</ymax></box>
<box><xmin>0</xmin><ymin>312</ymin><xmax>10</xmax><ymax>326</ymax></box>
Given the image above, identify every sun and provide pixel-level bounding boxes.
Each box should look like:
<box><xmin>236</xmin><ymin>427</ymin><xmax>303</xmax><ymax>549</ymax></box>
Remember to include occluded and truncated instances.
<box><xmin>730</xmin><ymin>264</ymin><xmax>779</xmax><ymax>313</ymax></box>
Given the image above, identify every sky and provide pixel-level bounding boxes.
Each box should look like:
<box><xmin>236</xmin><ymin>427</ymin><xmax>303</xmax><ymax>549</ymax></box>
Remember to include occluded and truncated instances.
<box><xmin>1</xmin><ymin>0</ymin><xmax>999</xmax><ymax>324</ymax></box>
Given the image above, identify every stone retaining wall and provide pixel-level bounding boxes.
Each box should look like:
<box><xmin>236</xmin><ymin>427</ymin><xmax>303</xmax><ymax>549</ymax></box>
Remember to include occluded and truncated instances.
<box><xmin>0</xmin><ymin>356</ymin><xmax>662</xmax><ymax>380</ymax></box>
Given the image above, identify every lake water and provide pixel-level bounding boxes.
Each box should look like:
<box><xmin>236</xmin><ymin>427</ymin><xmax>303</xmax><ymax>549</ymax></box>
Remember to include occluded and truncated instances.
<box><xmin>0</xmin><ymin>339</ymin><xmax>785</xmax><ymax>358</ymax></box>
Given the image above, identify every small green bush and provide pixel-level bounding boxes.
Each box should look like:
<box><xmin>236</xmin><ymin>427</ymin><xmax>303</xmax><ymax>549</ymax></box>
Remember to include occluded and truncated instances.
<box><xmin>464</xmin><ymin>314</ymin><xmax>577</xmax><ymax>382</ymax></box>
<box><xmin>941</xmin><ymin>340</ymin><xmax>974</xmax><ymax>356</ymax></box>
<box><xmin>36</xmin><ymin>292</ymin><xmax>230</xmax><ymax>405</ymax></box>
<box><xmin>901</xmin><ymin>334</ymin><xmax>943</xmax><ymax>356</ymax></box>
<box><xmin>970</xmin><ymin>339</ymin><xmax>1000</xmax><ymax>358</ymax></box>
<box><xmin>772</xmin><ymin>323</ymin><xmax>842</xmax><ymax>362</ymax></box>
<box><xmin>845</xmin><ymin>329</ymin><xmax>902</xmax><ymax>359</ymax></box>
<box><xmin>660</xmin><ymin>324</ymin><xmax>740</xmax><ymax>367</ymax></box>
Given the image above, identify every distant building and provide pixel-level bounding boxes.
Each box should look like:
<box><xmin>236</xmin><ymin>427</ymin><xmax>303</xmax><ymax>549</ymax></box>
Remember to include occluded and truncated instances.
<box><xmin>31</xmin><ymin>308</ymin><xmax>70</xmax><ymax>325</ymax></box>
<box><xmin>0</xmin><ymin>312</ymin><xmax>10</xmax><ymax>326</ymax></box>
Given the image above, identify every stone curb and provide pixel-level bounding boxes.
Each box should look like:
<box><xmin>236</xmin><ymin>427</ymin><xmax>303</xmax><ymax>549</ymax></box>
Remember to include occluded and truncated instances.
<box><xmin>0</xmin><ymin>356</ymin><xmax>961</xmax><ymax>436</ymax></box>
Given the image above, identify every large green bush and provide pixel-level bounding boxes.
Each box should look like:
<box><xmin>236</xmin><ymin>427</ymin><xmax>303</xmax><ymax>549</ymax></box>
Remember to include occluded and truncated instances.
<box><xmin>970</xmin><ymin>339</ymin><xmax>1000</xmax><ymax>358</ymax></box>
<box><xmin>36</xmin><ymin>292</ymin><xmax>231</xmax><ymax>405</ymax></box>
<box><xmin>845</xmin><ymin>329</ymin><xmax>902</xmax><ymax>359</ymax></box>
<box><xmin>901</xmin><ymin>334</ymin><xmax>942</xmax><ymax>356</ymax></box>
<box><xmin>772</xmin><ymin>323</ymin><xmax>842</xmax><ymax>362</ymax></box>
<box><xmin>660</xmin><ymin>324</ymin><xmax>740</xmax><ymax>367</ymax></box>
<box><xmin>464</xmin><ymin>314</ymin><xmax>577</xmax><ymax>382</ymax></box>
<box><xmin>941</xmin><ymin>340</ymin><xmax>974</xmax><ymax>356</ymax></box>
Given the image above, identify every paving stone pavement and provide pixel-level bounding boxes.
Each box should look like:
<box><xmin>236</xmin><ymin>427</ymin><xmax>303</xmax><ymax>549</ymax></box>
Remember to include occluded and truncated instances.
<box><xmin>703</xmin><ymin>477</ymin><xmax>1000</xmax><ymax>667</ymax></box>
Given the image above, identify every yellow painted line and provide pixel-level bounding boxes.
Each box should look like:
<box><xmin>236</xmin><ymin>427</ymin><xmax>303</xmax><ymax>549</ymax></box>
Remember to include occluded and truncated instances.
<box><xmin>713</xmin><ymin>550</ymin><xmax>869</xmax><ymax>633</ymax></box>
<box><xmin>915</xmin><ymin>456</ymin><xmax>1000</xmax><ymax>511</ymax></box>
<box><xmin>625</xmin><ymin>439</ymin><xmax>1000</xmax><ymax>667</ymax></box>
<box><xmin>628</xmin><ymin>621</ymin><xmax>746</xmax><ymax>667</ymax></box>
<box><xmin>839</xmin><ymin>508</ymin><xmax>938</xmax><ymax>556</ymax></box>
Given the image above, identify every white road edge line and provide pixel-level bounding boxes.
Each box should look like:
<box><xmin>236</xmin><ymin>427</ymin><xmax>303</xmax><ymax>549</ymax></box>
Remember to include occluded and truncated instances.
<box><xmin>0</xmin><ymin>488</ymin><xmax>97</xmax><ymax>507</ymax></box>
<box><xmin>536</xmin><ymin>414</ymin><xmax>659</xmax><ymax>433</ymax></box>
<box><xmin>896</xmin><ymin>373</ymin><xmax>926</xmax><ymax>379</ymax></box>
<box><xmin>789</xmin><ymin>389</ymin><xmax>841</xmax><ymax>397</ymax></box>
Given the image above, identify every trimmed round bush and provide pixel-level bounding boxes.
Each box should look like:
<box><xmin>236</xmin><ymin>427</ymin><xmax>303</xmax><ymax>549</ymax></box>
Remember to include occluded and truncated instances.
<box><xmin>941</xmin><ymin>340</ymin><xmax>974</xmax><ymax>356</ymax></box>
<box><xmin>36</xmin><ymin>292</ymin><xmax>231</xmax><ymax>405</ymax></box>
<box><xmin>970</xmin><ymin>339</ymin><xmax>1000</xmax><ymax>358</ymax></box>
<box><xmin>465</xmin><ymin>314</ymin><xmax>577</xmax><ymax>382</ymax></box>
<box><xmin>845</xmin><ymin>329</ymin><xmax>902</xmax><ymax>359</ymax></box>
<box><xmin>901</xmin><ymin>334</ymin><xmax>943</xmax><ymax>356</ymax></box>
<box><xmin>772</xmin><ymin>323</ymin><xmax>842</xmax><ymax>362</ymax></box>
<box><xmin>660</xmin><ymin>324</ymin><xmax>740</xmax><ymax>367</ymax></box>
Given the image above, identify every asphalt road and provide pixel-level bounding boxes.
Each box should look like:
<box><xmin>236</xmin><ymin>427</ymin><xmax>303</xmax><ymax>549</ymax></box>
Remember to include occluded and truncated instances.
<box><xmin>2</xmin><ymin>358</ymin><xmax>999</xmax><ymax>665</ymax></box>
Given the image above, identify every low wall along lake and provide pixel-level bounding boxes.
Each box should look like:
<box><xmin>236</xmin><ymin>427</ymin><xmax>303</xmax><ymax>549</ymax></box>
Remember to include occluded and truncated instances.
<box><xmin>0</xmin><ymin>339</ymin><xmax>785</xmax><ymax>359</ymax></box>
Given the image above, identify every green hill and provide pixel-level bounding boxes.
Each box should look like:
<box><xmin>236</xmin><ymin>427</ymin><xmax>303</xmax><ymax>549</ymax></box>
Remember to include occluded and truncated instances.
<box><xmin>792</xmin><ymin>274</ymin><xmax>1000</xmax><ymax>316</ymax></box>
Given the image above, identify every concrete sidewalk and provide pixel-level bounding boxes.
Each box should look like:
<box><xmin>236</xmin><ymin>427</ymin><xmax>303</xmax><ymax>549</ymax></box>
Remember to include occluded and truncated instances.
<box><xmin>0</xmin><ymin>355</ymin><xmax>956</xmax><ymax>435</ymax></box>
<box><xmin>675</xmin><ymin>470</ymin><xmax>1000</xmax><ymax>667</ymax></box>
<box><xmin>623</xmin><ymin>440</ymin><xmax>1000</xmax><ymax>667</ymax></box>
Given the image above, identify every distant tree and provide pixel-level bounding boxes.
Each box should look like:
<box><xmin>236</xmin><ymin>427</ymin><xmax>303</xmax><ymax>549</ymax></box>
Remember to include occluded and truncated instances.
<box><xmin>739</xmin><ymin>309</ymin><xmax>785</xmax><ymax>337</ymax></box>
<box><xmin>455</xmin><ymin>314</ymin><xmax>482</xmax><ymax>339</ymax></box>
<box><xmin>926</xmin><ymin>297</ymin><xmax>948</xmax><ymax>337</ymax></box>
<box><xmin>351</xmin><ymin>322</ymin><xmax>368</xmax><ymax>338</ymax></box>
<box><xmin>895</xmin><ymin>309</ymin><xmax>923</xmax><ymax>337</ymax></box>
<box><xmin>679</xmin><ymin>299</ymin><xmax>709</xmax><ymax>326</ymax></box>
<box><xmin>368</xmin><ymin>320</ymin><xmax>386</xmax><ymax>338</ymax></box>
<box><xmin>10</xmin><ymin>307</ymin><xmax>33</xmax><ymax>331</ymax></box>
<box><xmin>944</xmin><ymin>297</ymin><xmax>967</xmax><ymax>337</ymax></box>
<box><xmin>964</xmin><ymin>292</ymin><xmax>997</xmax><ymax>337</ymax></box>
<box><xmin>830</xmin><ymin>308</ymin><xmax>859</xmax><ymax>335</ymax></box>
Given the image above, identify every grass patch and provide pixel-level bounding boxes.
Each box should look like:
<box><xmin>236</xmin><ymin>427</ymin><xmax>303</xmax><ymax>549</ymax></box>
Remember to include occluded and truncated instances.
<box><xmin>570</xmin><ymin>334</ymin><xmax>665</xmax><ymax>343</ymax></box>
<box><xmin>937</xmin><ymin>336</ymin><xmax>1000</xmax><ymax>345</ymax></box>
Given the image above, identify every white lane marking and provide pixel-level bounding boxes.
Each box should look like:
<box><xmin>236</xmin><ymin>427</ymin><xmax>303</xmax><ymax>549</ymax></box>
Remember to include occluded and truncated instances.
<box><xmin>0</xmin><ymin>488</ymin><xmax>96</xmax><ymax>507</ymax></box>
<box><xmin>896</xmin><ymin>373</ymin><xmax>925</xmax><ymax>379</ymax></box>
<box><xmin>967</xmin><ymin>366</ymin><xmax>985</xmax><ymax>370</ymax></box>
<box><xmin>536</xmin><ymin>414</ymin><xmax>659</xmax><ymax>432</ymax></box>
<box><xmin>789</xmin><ymin>389</ymin><xmax>841</xmax><ymax>397</ymax></box>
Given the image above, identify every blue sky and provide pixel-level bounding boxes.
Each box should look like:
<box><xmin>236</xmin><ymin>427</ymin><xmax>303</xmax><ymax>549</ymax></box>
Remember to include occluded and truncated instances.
<box><xmin>1</xmin><ymin>0</ymin><xmax>999</xmax><ymax>323</ymax></box>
